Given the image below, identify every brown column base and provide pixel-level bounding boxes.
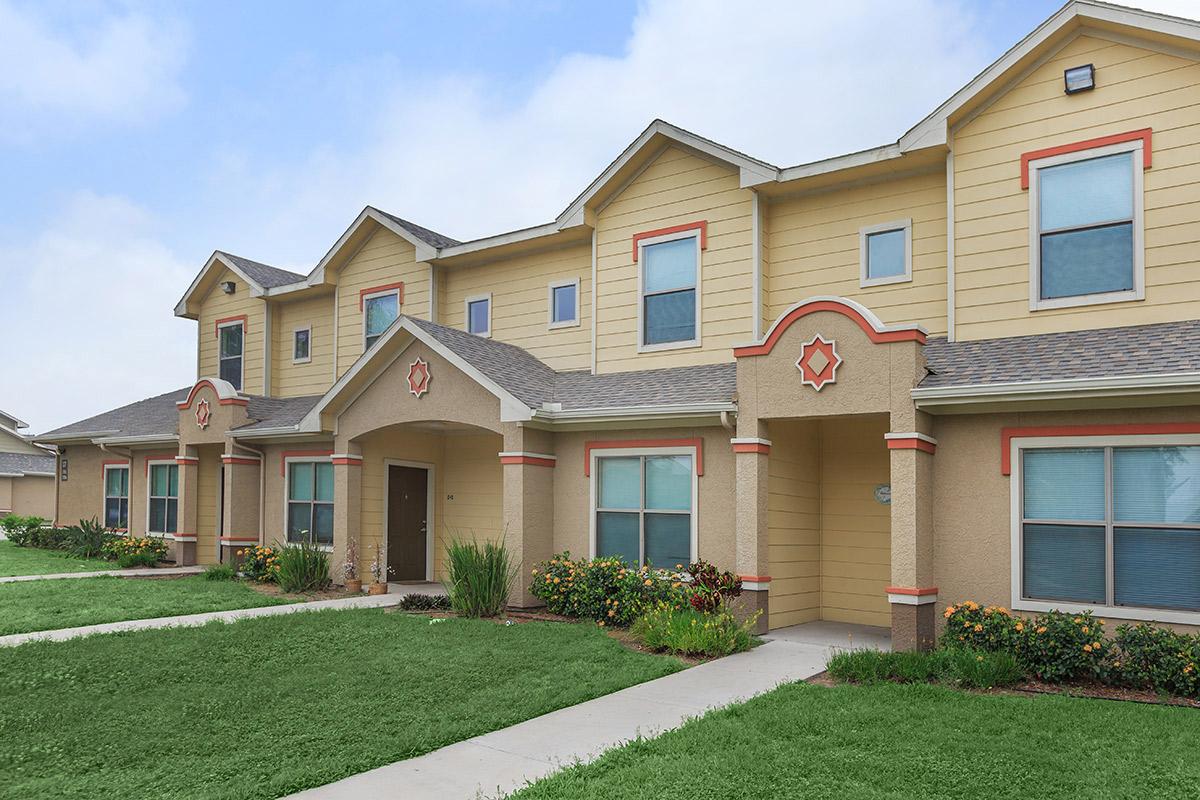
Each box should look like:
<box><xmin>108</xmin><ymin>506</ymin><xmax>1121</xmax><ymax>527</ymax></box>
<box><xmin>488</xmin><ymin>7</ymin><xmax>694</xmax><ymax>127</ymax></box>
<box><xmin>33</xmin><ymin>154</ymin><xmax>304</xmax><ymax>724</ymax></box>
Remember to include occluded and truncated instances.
<box><xmin>890</xmin><ymin>602</ymin><xmax>937</xmax><ymax>651</ymax></box>
<box><xmin>731</xmin><ymin>589</ymin><xmax>770</xmax><ymax>635</ymax></box>
<box><xmin>174</xmin><ymin>539</ymin><xmax>198</xmax><ymax>566</ymax></box>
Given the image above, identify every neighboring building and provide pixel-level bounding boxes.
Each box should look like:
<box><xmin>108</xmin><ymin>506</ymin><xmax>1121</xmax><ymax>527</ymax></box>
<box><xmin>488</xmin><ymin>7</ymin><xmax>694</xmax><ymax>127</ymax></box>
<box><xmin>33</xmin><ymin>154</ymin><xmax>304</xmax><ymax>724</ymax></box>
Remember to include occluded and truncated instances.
<box><xmin>36</xmin><ymin>1</ymin><xmax>1200</xmax><ymax>647</ymax></box>
<box><xmin>0</xmin><ymin>410</ymin><xmax>55</xmax><ymax>520</ymax></box>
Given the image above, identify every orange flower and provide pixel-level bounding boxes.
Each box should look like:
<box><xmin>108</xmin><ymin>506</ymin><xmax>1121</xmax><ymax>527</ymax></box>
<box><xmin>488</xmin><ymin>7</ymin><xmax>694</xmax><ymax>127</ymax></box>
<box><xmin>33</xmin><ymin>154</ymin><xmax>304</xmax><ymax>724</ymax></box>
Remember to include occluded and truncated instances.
<box><xmin>973</xmin><ymin>624</ymin><xmax>983</xmax><ymax>633</ymax></box>
<box><xmin>1037</xmin><ymin>626</ymin><xmax>1047</xmax><ymax>634</ymax></box>
<box><xmin>1093</xmin><ymin>642</ymin><xmax>1101</xmax><ymax>650</ymax></box>
<box><xmin>644</xmin><ymin>579</ymin><xmax>652</xmax><ymax>586</ymax></box>
<box><xmin>943</xmin><ymin>607</ymin><xmax>955</xmax><ymax>619</ymax></box>
<box><xmin>1083</xmin><ymin>644</ymin><xmax>1093</xmax><ymax>653</ymax></box>
<box><xmin>1081</xmin><ymin>626</ymin><xmax>1089</xmax><ymax>634</ymax></box>
<box><xmin>1015</xmin><ymin>622</ymin><xmax>1024</xmax><ymax>632</ymax></box>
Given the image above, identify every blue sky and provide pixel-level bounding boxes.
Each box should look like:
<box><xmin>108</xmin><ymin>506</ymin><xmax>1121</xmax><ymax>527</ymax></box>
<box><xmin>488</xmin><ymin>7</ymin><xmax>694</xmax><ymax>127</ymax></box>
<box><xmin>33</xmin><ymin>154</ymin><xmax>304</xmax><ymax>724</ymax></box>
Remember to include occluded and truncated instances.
<box><xmin>1</xmin><ymin>0</ymin><xmax>1194</xmax><ymax>432</ymax></box>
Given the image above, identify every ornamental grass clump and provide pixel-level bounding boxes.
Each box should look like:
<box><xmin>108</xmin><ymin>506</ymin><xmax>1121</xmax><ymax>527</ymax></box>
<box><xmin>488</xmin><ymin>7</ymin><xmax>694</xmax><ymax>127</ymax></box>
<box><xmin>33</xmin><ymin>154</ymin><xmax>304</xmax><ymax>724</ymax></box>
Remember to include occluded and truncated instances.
<box><xmin>444</xmin><ymin>538</ymin><xmax>515</xmax><ymax>618</ymax></box>
<box><xmin>827</xmin><ymin>647</ymin><xmax>1021</xmax><ymax>690</ymax></box>
<box><xmin>632</xmin><ymin>604</ymin><xmax>759</xmax><ymax>657</ymax></box>
<box><xmin>274</xmin><ymin>541</ymin><xmax>331</xmax><ymax>593</ymax></box>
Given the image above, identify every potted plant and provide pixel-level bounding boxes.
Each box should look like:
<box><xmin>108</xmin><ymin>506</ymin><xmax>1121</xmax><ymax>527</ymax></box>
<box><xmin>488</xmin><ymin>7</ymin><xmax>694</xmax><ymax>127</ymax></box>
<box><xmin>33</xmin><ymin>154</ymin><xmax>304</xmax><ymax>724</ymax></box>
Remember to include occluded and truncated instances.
<box><xmin>368</xmin><ymin>543</ymin><xmax>392</xmax><ymax>595</ymax></box>
<box><xmin>343</xmin><ymin>537</ymin><xmax>362</xmax><ymax>593</ymax></box>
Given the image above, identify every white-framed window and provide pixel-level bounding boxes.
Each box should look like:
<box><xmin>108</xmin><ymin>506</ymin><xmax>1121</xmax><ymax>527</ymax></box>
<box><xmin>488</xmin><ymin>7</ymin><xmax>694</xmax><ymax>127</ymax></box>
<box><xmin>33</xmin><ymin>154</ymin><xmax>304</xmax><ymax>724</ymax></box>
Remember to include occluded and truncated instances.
<box><xmin>286</xmin><ymin>459</ymin><xmax>334</xmax><ymax>546</ymax></box>
<box><xmin>591</xmin><ymin>447</ymin><xmax>696</xmax><ymax>568</ymax></box>
<box><xmin>218</xmin><ymin>321</ymin><xmax>244</xmax><ymax>390</ymax></box>
<box><xmin>1028</xmin><ymin>140</ymin><xmax>1144</xmax><ymax>311</ymax></box>
<box><xmin>147</xmin><ymin>462</ymin><xmax>179</xmax><ymax>535</ymax></box>
<box><xmin>1011</xmin><ymin>434</ymin><xmax>1200</xmax><ymax>624</ymax></box>
<box><xmin>363</xmin><ymin>289</ymin><xmax>400</xmax><ymax>350</ymax></box>
<box><xmin>103</xmin><ymin>464</ymin><xmax>129</xmax><ymax>530</ymax></box>
<box><xmin>292</xmin><ymin>326</ymin><xmax>312</xmax><ymax>364</ymax></box>
<box><xmin>465</xmin><ymin>293</ymin><xmax>491</xmax><ymax>337</ymax></box>
<box><xmin>859</xmin><ymin>219</ymin><xmax>912</xmax><ymax>288</ymax></box>
<box><xmin>548</xmin><ymin>278</ymin><xmax>579</xmax><ymax>329</ymax></box>
<box><xmin>638</xmin><ymin>231</ymin><xmax>700</xmax><ymax>351</ymax></box>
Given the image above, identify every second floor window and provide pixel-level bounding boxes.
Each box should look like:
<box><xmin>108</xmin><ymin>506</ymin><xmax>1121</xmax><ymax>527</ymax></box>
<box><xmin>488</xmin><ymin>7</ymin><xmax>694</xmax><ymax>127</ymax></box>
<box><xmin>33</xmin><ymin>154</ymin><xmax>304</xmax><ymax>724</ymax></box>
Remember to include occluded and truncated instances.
<box><xmin>219</xmin><ymin>322</ymin><xmax>244</xmax><ymax>390</ymax></box>
<box><xmin>1031</xmin><ymin>143</ymin><xmax>1142</xmax><ymax>309</ymax></box>
<box><xmin>640</xmin><ymin>234</ymin><xmax>699</xmax><ymax>349</ymax></box>
<box><xmin>860</xmin><ymin>219</ymin><xmax>912</xmax><ymax>287</ymax></box>
<box><xmin>293</xmin><ymin>326</ymin><xmax>311</xmax><ymax>363</ymax></box>
<box><xmin>364</xmin><ymin>291</ymin><xmax>399</xmax><ymax>350</ymax></box>
<box><xmin>287</xmin><ymin>461</ymin><xmax>334</xmax><ymax>545</ymax></box>
<box><xmin>549</xmin><ymin>279</ymin><xmax>578</xmax><ymax>328</ymax></box>
<box><xmin>148</xmin><ymin>463</ymin><xmax>178</xmax><ymax>535</ymax></box>
<box><xmin>466</xmin><ymin>294</ymin><xmax>491</xmax><ymax>337</ymax></box>
<box><xmin>104</xmin><ymin>465</ymin><xmax>129</xmax><ymax>529</ymax></box>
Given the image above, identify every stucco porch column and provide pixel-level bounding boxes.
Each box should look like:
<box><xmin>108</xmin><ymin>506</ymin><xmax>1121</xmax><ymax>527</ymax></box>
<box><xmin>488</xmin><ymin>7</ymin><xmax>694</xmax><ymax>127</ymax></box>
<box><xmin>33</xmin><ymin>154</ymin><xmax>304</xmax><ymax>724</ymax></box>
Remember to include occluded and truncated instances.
<box><xmin>501</xmin><ymin>425</ymin><xmax>556</xmax><ymax>608</ymax></box>
<box><xmin>733</xmin><ymin>419</ymin><xmax>771</xmax><ymax>634</ymax></box>
<box><xmin>174</xmin><ymin>447</ymin><xmax>200</xmax><ymax>565</ymax></box>
<box><xmin>332</xmin><ymin>445</ymin><xmax>363</xmax><ymax>586</ymax></box>
<box><xmin>220</xmin><ymin>448</ymin><xmax>262</xmax><ymax>562</ymax></box>
<box><xmin>886</xmin><ymin>411</ymin><xmax>938</xmax><ymax>650</ymax></box>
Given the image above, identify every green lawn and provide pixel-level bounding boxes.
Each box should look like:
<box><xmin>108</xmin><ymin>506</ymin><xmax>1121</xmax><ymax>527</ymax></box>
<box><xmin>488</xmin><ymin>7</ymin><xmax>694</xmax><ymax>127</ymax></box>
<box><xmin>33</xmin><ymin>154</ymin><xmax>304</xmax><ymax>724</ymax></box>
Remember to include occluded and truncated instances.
<box><xmin>0</xmin><ymin>575</ymin><xmax>292</xmax><ymax>636</ymax></box>
<box><xmin>513</xmin><ymin>681</ymin><xmax>1200</xmax><ymax>800</ymax></box>
<box><xmin>0</xmin><ymin>611</ymin><xmax>681</xmax><ymax>799</ymax></box>
<box><xmin>0</xmin><ymin>540</ymin><xmax>113</xmax><ymax>576</ymax></box>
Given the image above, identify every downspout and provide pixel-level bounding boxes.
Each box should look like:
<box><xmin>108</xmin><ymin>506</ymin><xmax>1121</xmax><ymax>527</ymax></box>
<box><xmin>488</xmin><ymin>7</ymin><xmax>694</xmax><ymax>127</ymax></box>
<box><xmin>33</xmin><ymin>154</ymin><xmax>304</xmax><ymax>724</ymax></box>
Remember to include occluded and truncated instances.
<box><xmin>233</xmin><ymin>440</ymin><xmax>267</xmax><ymax>545</ymax></box>
<box><xmin>720</xmin><ymin>410</ymin><xmax>736</xmax><ymax>433</ymax></box>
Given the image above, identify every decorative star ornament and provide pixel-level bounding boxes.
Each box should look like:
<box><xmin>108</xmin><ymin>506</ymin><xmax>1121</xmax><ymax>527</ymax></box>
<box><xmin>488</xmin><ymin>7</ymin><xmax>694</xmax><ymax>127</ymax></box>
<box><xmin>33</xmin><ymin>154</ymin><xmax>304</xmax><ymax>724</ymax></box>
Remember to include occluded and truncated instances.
<box><xmin>407</xmin><ymin>357</ymin><xmax>431</xmax><ymax>399</ymax></box>
<box><xmin>195</xmin><ymin>398</ymin><xmax>212</xmax><ymax>429</ymax></box>
<box><xmin>796</xmin><ymin>334</ymin><xmax>842</xmax><ymax>391</ymax></box>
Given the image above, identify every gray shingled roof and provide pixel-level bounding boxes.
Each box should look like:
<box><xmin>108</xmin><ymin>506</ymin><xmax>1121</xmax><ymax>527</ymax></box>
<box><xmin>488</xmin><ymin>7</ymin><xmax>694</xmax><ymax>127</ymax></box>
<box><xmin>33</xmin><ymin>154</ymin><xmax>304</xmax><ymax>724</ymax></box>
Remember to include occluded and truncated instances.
<box><xmin>218</xmin><ymin>251</ymin><xmax>305</xmax><ymax>289</ymax></box>
<box><xmin>0</xmin><ymin>452</ymin><xmax>55</xmax><ymax>475</ymax></box>
<box><xmin>372</xmin><ymin>208</ymin><xmax>461</xmax><ymax>250</ymax></box>
<box><xmin>407</xmin><ymin>316</ymin><xmax>735</xmax><ymax>410</ymax></box>
<box><xmin>236</xmin><ymin>395</ymin><xmax>323</xmax><ymax>432</ymax></box>
<box><xmin>920</xmin><ymin>319</ymin><xmax>1200</xmax><ymax>388</ymax></box>
<box><xmin>38</xmin><ymin>388</ymin><xmax>190</xmax><ymax>440</ymax></box>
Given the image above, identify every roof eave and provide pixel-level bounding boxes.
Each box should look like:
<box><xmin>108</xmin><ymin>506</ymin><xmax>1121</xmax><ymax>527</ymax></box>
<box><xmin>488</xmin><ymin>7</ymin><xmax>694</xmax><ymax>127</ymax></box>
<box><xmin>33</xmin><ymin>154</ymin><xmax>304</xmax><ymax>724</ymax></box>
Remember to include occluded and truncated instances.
<box><xmin>913</xmin><ymin>371</ymin><xmax>1200</xmax><ymax>410</ymax></box>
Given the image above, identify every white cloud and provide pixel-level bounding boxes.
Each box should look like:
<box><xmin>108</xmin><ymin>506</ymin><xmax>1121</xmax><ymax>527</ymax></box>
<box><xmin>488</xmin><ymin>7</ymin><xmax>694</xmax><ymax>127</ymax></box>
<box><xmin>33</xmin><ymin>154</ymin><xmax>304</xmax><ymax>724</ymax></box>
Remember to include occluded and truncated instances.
<box><xmin>0</xmin><ymin>193</ymin><xmax>195</xmax><ymax>432</ymax></box>
<box><xmin>0</xmin><ymin>1</ymin><xmax>187</xmax><ymax>141</ymax></box>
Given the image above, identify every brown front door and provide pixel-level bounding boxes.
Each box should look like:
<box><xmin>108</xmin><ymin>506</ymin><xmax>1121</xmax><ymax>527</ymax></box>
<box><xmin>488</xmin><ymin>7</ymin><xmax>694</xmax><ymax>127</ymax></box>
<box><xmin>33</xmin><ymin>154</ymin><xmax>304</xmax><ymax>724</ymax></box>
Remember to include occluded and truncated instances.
<box><xmin>387</xmin><ymin>465</ymin><xmax>428</xmax><ymax>581</ymax></box>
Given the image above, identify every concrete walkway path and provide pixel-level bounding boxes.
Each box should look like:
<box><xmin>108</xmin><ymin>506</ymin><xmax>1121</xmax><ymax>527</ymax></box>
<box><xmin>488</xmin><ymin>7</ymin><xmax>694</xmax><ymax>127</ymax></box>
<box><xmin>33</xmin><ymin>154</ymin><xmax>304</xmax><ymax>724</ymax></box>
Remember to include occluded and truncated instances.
<box><xmin>0</xmin><ymin>590</ymin><xmax>409</xmax><ymax>648</ymax></box>
<box><xmin>0</xmin><ymin>565</ymin><xmax>206</xmax><ymax>584</ymax></box>
<box><xmin>284</xmin><ymin>638</ymin><xmax>831</xmax><ymax>800</ymax></box>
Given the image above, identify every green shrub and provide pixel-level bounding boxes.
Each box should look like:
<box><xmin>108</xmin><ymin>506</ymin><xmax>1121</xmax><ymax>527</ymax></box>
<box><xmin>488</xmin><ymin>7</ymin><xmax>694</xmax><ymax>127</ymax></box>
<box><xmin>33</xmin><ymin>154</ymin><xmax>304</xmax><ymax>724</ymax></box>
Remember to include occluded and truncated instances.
<box><xmin>941</xmin><ymin>601</ymin><xmax>1022</xmax><ymax>651</ymax></box>
<box><xmin>102</xmin><ymin>536</ymin><xmax>168</xmax><ymax>568</ymax></box>
<box><xmin>398</xmin><ymin>593</ymin><xmax>452</xmax><ymax>611</ymax></box>
<box><xmin>236</xmin><ymin>545</ymin><xmax>278</xmax><ymax>582</ymax></box>
<box><xmin>444</xmin><ymin>538</ymin><xmax>515</xmax><ymax>618</ymax></box>
<box><xmin>530</xmin><ymin>552</ymin><xmax>686</xmax><ymax>625</ymax></box>
<box><xmin>684</xmin><ymin>560</ymin><xmax>744</xmax><ymax>613</ymax></box>
<box><xmin>204</xmin><ymin>563</ymin><xmax>236</xmax><ymax>582</ymax></box>
<box><xmin>631</xmin><ymin>604</ymin><xmax>759</xmax><ymax>657</ymax></box>
<box><xmin>1017</xmin><ymin>610</ymin><xmax>1108</xmax><ymax>683</ymax></box>
<box><xmin>4</xmin><ymin>516</ymin><xmax>49</xmax><ymax>548</ymax></box>
<box><xmin>63</xmin><ymin>517</ymin><xmax>115</xmax><ymax>559</ymax></box>
<box><xmin>31</xmin><ymin>525</ymin><xmax>69</xmax><ymax>550</ymax></box>
<box><xmin>1103</xmin><ymin>623</ymin><xmax>1200</xmax><ymax>699</ymax></box>
<box><xmin>274</xmin><ymin>541</ymin><xmax>331</xmax><ymax>593</ymax></box>
<box><xmin>826</xmin><ymin>647</ymin><xmax>1021</xmax><ymax>690</ymax></box>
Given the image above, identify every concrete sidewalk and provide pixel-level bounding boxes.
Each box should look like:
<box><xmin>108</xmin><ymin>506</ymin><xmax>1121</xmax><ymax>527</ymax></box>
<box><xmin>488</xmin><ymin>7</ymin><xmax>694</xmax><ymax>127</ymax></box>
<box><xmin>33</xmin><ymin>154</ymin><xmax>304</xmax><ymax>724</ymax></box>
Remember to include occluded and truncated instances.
<box><xmin>284</xmin><ymin>639</ymin><xmax>830</xmax><ymax>800</ymax></box>
<box><xmin>0</xmin><ymin>565</ymin><xmax>206</xmax><ymax>584</ymax></box>
<box><xmin>0</xmin><ymin>590</ymin><xmax>410</xmax><ymax>647</ymax></box>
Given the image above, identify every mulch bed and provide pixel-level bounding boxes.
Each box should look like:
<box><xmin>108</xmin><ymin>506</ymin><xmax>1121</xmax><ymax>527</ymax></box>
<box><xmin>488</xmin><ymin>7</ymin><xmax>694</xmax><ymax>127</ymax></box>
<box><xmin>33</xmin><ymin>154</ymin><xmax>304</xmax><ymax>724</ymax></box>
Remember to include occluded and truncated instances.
<box><xmin>806</xmin><ymin>670</ymin><xmax>1200</xmax><ymax>708</ymax></box>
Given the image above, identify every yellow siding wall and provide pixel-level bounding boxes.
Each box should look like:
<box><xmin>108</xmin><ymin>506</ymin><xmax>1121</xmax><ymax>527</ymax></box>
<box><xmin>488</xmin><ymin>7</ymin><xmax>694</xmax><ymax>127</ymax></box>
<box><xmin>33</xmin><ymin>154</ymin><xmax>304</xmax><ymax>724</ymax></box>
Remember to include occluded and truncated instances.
<box><xmin>335</xmin><ymin>228</ymin><xmax>431</xmax><ymax>377</ymax></box>
<box><xmin>767</xmin><ymin>420</ymin><xmax>822</xmax><ymax>628</ymax></box>
<box><xmin>953</xmin><ymin>34</ymin><xmax>1200</xmax><ymax>339</ymax></box>
<box><xmin>197</xmin><ymin>268</ymin><xmax>266</xmax><ymax>395</ymax></box>
<box><xmin>765</xmin><ymin>170</ymin><xmax>948</xmax><ymax>335</ymax></box>
<box><xmin>196</xmin><ymin>446</ymin><xmax>221</xmax><ymax>565</ymax></box>
<box><xmin>0</xmin><ymin>427</ymin><xmax>48</xmax><ymax>456</ymax></box>
<box><xmin>358</xmin><ymin>429</ymin><xmax>502</xmax><ymax>581</ymax></box>
<box><xmin>594</xmin><ymin>146</ymin><xmax>754</xmax><ymax>372</ymax></box>
<box><xmin>271</xmin><ymin>293</ymin><xmax>336</xmax><ymax>397</ymax></box>
<box><xmin>440</xmin><ymin>243</ymin><xmax>593</xmax><ymax>371</ymax></box>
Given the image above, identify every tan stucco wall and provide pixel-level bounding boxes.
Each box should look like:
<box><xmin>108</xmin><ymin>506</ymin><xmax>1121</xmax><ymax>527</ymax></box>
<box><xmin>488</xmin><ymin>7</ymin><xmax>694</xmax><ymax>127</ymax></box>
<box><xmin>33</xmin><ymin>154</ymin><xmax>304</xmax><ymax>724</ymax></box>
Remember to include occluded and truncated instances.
<box><xmin>7</xmin><ymin>475</ymin><xmax>55</xmax><ymax>519</ymax></box>
<box><xmin>931</xmin><ymin>405</ymin><xmax>1200</xmax><ymax>633</ymax></box>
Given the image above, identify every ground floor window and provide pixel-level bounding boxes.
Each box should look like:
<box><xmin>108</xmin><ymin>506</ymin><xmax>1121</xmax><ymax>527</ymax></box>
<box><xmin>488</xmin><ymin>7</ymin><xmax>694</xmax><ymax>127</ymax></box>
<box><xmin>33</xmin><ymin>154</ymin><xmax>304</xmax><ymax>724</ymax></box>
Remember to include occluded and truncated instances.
<box><xmin>287</xmin><ymin>461</ymin><xmax>334</xmax><ymax>545</ymax></box>
<box><xmin>595</xmin><ymin>452</ymin><xmax>693</xmax><ymax>568</ymax></box>
<box><xmin>1020</xmin><ymin>444</ymin><xmax>1200</xmax><ymax>613</ymax></box>
<box><xmin>104</xmin><ymin>465</ymin><xmax>129</xmax><ymax>529</ymax></box>
<box><xmin>147</xmin><ymin>463</ymin><xmax>179</xmax><ymax>535</ymax></box>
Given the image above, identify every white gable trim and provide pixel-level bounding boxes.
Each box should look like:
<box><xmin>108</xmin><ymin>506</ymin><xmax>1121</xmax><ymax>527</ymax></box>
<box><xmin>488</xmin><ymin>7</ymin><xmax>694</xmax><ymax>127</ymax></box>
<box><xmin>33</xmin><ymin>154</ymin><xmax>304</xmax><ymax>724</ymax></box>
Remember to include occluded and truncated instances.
<box><xmin>174</xmin><ymin>252</ymin><xmax>276</xmax><ymax>317</ymax></box>
<box><xmin>306</xmin><ymin>206</ymin><xmax>439</xmax><ymax>287</ymax></box>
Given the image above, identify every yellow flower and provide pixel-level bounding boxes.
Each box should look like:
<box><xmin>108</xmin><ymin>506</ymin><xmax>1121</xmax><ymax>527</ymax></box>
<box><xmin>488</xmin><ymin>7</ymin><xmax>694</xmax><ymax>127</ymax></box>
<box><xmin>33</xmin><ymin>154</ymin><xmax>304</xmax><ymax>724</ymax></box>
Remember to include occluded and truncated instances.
<box><xmin>1037</xmin><ymin>626</ymin><xmax>1047</xmax><ymax>634</ymax></box>
<box><xmin>1093</xmin><ymin>642</ymin><xmax>1101</xmax><ymax>650</ymax></box>
<box><xmin>531</xmin><ymin>568</ymin><xmax>538</xmax><ymax>575</ymax></box>
<box><xmin>1015</xmin><ymin>622</ymin><xmax>1024</xmax><ymax>632</ymax></box>
<box><xmin>943</xmin><ymin>608</ymin><xmax>955</xmax><ymax>619</ymax></box>
<box><xmin>597</xmin><ymin>620</ymin><xmax>604</xmax><ymax>627</ymax></box>
<box><xmin>553</xmin><ymin>577</ymin><xmax>560</xmax><ymax>584</ymax></box>
<box><xmin>973</xmin><ymin>624</ymin><xmax>983</xmax><ymax>633</ymax></box>
<box><xmin>644</xmin><ymin>579</ymin><xmax>653</xmax><ymax>586</ymax></box>
<box><xmin>1083</xmin><ymin>644</ymin><xmax>1093</xmax><ymax>653</ymax></box>
<box><xmin>1074</xmin><ymin>617</ymin><xmax>1083</xmax><ymax>624</ymax></box>
<box><xmin>1081</xmin><ymin>626</ymin><xmax>1089</xmax><ymax>634</ymax></box>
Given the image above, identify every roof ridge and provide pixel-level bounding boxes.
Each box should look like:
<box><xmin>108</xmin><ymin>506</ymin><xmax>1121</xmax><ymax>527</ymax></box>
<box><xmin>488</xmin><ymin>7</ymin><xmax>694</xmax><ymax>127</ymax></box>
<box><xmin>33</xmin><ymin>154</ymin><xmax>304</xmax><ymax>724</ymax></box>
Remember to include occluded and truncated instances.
<box><xmin>371</xmin><ymin>208</ymin><xmax>461</xmax><ymax>249</ymax></box>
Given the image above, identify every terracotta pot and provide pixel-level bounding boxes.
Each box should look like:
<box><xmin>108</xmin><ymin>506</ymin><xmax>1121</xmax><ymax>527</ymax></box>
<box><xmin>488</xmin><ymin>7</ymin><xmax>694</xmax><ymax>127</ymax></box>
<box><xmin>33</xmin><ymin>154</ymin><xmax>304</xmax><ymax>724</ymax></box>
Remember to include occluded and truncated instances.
<box><xmin>345</xmin><ymin>578</ymin><xmax>363</xmax><ymax>593</ymax></box>
<box><xmin>368</xmin><ymin>582</ymin><xmax>389</xmax><ymax>596</ymax></box>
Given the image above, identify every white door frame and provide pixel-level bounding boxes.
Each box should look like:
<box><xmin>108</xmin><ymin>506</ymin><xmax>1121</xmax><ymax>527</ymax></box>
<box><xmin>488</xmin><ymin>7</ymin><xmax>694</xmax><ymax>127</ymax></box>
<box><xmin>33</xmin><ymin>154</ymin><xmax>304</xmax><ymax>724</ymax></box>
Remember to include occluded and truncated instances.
<box><xmin>383</xmin><ymin>458</ymin><xmax>436</xmax><ymax>581</ymax></box>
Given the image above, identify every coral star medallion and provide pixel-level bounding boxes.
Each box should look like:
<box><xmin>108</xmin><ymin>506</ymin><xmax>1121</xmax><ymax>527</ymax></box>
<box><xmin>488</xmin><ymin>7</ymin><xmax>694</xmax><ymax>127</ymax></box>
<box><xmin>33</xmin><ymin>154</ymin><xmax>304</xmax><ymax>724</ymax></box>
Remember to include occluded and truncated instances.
<box><xmin>407</xmin><ymin>357</ymin><xmax>431</xmax><ymax>399</ymax></box>
<box><xmin>796</xmin><ymin>334</ymin><xmax>842</xmax><ymax>391</ymax></box>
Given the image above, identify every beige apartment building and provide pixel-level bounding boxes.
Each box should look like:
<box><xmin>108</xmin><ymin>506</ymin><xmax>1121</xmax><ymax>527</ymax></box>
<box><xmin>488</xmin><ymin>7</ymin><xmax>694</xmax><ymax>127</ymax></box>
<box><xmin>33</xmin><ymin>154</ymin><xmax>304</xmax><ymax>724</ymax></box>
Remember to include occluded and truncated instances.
<box><xmin>0</xmin><ymin>409</ymin><xmax>55</xmax><ymax>520</ymax></box>
<box><xmin>38</xmin><ymin>2</ymin><xmax>1200</xmax><ymax>647</ymax></box>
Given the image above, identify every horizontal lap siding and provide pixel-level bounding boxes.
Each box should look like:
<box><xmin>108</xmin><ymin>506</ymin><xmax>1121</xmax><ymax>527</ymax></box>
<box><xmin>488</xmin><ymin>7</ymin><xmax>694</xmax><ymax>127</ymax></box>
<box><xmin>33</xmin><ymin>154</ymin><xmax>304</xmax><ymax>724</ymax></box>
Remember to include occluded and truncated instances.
<box><xmin>765</xmin><ymin>170</ymin><xmax>948</xmax><ymax>335</ymax></box>
<box><xmin>440</xmin><ymin>243</ymin><xmax>593</xmax><ymax>371</ymax></box>
<box><xmin>272</xmin><ymin>294</ymin><xmax>335</xmax><ymax>397</ymax></box>
<box><xmin>595</xmin><ymin>146</ymin><xmax>753</xmax><ymax>373</ymax></box>
<box><xmin>767</xmin><ymin>420</ymin><xmax>821</xmax><ymax>629</ymax></box>
<box><xmin>196</xmin><ymin>447</ymin><xmax>220</xmax><ymax>565</ymax></box>
<box><xmin>335</xmin><ymin>229</ymin><xmax>430</xmax><ymax>378</ymax></box>
<box><xmin>197</xmin><ymin>269</ymin><xmax>266</xmax><ymax>395</ymax></box>
<box><xmin>953</xmin><ymin>34</ymin><xmax>1200</xmax><ymax>340</ymax></box>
